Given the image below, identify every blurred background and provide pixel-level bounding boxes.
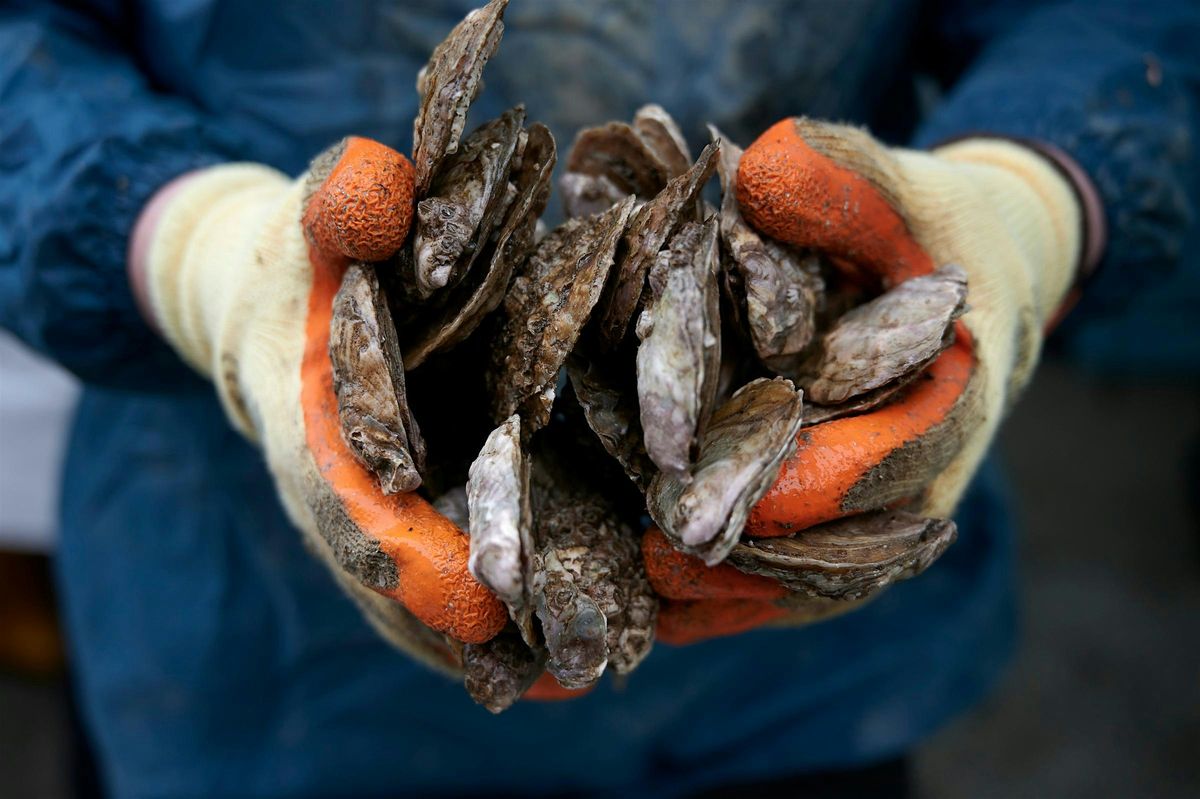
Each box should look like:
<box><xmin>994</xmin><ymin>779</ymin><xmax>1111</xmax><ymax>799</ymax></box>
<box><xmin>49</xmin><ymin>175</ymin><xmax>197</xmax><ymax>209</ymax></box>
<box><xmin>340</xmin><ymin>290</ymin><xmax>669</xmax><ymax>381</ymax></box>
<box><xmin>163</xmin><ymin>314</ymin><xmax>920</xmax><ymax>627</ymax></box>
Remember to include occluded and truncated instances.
<box><xmin>2</xmin><ymin>329</ymin><xmax>1197</xmax><ymax>797</ymax></box>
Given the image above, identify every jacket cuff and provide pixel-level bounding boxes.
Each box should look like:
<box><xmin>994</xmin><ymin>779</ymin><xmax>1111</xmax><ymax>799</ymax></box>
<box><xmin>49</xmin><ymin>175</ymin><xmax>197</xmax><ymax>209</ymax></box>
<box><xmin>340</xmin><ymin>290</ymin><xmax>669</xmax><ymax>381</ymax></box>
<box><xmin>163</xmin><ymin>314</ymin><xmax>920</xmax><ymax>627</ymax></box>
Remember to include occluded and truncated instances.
<box><xmin>23</xmin><ymin>135</ymin><xmax>234</xmax><ymax>391</ymax></box>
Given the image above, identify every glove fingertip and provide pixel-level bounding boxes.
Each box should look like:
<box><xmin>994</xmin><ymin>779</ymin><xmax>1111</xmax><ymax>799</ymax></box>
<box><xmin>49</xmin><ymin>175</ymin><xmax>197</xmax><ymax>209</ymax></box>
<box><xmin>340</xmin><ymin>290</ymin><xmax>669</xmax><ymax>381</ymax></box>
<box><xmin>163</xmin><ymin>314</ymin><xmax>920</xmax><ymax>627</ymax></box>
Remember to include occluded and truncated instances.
<box><xmin>303</xmin><ymin>137</ymin><xmax>415</xmax><ymax>262</ymax></box>
<box><xmin>738</xmin><ymin>118</ymin><xmax>934</xmax><ymax>282</ymax></box>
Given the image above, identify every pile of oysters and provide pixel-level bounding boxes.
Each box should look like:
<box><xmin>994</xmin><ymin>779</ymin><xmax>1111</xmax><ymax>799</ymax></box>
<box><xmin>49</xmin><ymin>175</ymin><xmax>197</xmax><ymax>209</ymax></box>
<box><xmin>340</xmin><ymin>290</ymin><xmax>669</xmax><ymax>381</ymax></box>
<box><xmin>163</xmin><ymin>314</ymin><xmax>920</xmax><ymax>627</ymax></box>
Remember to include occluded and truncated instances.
<box><xmin>329</xmin><ymin>0</ymin><xmax>966</xmax><ymax>712</ymax></box>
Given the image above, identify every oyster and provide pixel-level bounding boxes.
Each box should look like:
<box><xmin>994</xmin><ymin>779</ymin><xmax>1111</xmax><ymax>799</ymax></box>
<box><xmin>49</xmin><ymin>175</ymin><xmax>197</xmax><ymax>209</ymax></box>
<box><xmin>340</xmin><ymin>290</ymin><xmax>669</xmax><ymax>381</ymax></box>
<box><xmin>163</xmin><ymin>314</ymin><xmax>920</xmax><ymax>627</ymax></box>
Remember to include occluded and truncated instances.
<box><xmin>412</xmin><ymin>0</ymin><xmax>509</xmax><ymax>194</ymax></box>
<box><xmin>560</xmin><ymin>172</ymin><xmax>629</xmax><ymax>219</ymax></box>
<box><xmin>564</xmin><ymin>121</ymin><xmax>670</xmax><ymax>200</ymax></box>
<box><xmin>489</xmin><ymin>196</ymin><xmax>637</xmax><ymax>427</ymax></box>
<box><xmin>633</xmin><ymin>104</ymin><xmax>692</xmax><ymax>179</ymax></box>
<box><xmin>565</xmin><ymin>350</ymin><xmax>654</xmax><ymax>490</ymax></box>
<box><xmin>635</xmin><ymin>219</ymin><xmax>721</xmax><ymax>480</ymax></box>
<box><xmin>466</xmin><ymin>415</ymin><xmax>534</xmax><ymax>642</ymax></box>
<box><xmin>462</xmin><ymin>625</ymin><xmax>546</xmax><ymax>714</ymax></box>
<box><xmin>403</xmin><ymin>123</ymin><xmax>556</xmax><ymax>368</ymax></box>
<box><xmin>412</xmin><ymin>107</ymin><xmax>526</xmax><ymax>298</ymax></box>
<box><xmin>801</xmin><ymin>264</ymin><xmax>968</xmax><ymax>405</ymax></box>
<box><xmin>710</xmin><ymin>125</ymin><xmax>819</xmax><ymax>365</ymax></box>
<box><xmin>800</xmin><ymin>371</ymin><xmax>924</xmax><ymax>426</ymax></box>
<box><xmin>329</xmin><ymin>263</ymin><xmax>426</xmax><ymax>493</ymax></box>
<box><xmin>648</xmin><ymin>377</ymin><xmax>804</xmax><ymax>565</ymax></box>
<box><xmin>592</xmin><ymin>142</ymin><xmax>719</xmax><ymax>350</ymax></box>
<box><xmin>530</xmin><ymin>456</ymin><xmax>657</xmax><ymax>687</ymax></box>
<box><xmin>727</xmin><ymin>511</ymin><xmax>958</xmax><ymax>600</ymax></box>
<box><xmin>460</xmin><ymin>420</ymin><xmax>543</xmax><ymax>711</ymax></box>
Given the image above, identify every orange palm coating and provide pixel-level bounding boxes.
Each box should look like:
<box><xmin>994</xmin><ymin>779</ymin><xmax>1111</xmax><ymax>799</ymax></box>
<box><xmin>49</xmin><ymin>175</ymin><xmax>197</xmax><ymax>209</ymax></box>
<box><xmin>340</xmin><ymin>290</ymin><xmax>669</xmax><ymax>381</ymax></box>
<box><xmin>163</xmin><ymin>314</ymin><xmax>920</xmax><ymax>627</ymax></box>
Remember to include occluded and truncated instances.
<box><xmin>300</xmin><ymin>148</ymin><xmax>506</xmax><ymax>645</ymax></box>
<box><xmin>657</xmin><ymin>599</ymin><xmax>789</xmax><ymax>646</ymax></box>
<box><xmin>642</xmin><ymin>527</ymin><xmax>789</xmax><ymax>601</ymax></box>
<box><xmin>524</xmin><ymin>672</ymin><xmax>596</xmax><ymax>702</ymax></box>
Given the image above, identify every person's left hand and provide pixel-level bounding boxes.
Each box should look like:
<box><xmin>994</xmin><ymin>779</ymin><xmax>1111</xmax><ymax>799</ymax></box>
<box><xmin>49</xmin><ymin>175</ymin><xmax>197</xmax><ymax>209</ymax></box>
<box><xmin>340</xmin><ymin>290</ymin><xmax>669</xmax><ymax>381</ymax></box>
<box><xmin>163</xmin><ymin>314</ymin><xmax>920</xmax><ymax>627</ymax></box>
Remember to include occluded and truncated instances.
<box><xmin>644</xmin><ymin>117</ymin><xmax>1097</xmax><ymax>644</ymax></box>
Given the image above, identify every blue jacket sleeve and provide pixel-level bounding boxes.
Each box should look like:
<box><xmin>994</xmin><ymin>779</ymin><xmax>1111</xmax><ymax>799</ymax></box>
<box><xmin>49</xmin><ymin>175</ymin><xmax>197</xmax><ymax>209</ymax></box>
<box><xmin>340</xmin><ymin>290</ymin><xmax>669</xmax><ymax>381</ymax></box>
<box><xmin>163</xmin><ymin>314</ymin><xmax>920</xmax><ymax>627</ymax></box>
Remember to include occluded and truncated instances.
<box><xmin>0</xmin><ymin>2</ymin><xmax>243</xmax><ymax>390</ymax></box>
<box><xmin>915</xmin><ymin>0</ymin><xmax>1200</xmax><ymax>372</ymax></box>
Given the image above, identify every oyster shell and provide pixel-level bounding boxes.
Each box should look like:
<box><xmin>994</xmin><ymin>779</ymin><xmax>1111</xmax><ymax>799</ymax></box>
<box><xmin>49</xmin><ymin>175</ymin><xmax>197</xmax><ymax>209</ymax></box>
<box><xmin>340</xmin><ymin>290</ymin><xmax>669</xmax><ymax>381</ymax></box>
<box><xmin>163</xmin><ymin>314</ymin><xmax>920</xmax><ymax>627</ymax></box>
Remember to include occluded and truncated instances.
<box><xmin>466</xmin><ymin>415</ymin><xmax>534</xmax><ymax>643</ymax></box>
<box><xmin>462</xmin><ymin>625</ymin><xmax>546</xmax><ymax>713</ymax></box>
<box><xmin>565</xmin><ymin>350</ymin><xmax>654</xmax><ymax>490</ymax></box>
<box><xmin>403</xmin><ymin>123</ymin><xmax>556</xmax><ymax>368</ymax></box>
<box><xmin>560</xmin><ymin>172</ymin><xmax>629</xmax><ymax>220</ymax></box>
<box><xmin>489</xmin><ymin>196</ymin><xmax>637</xmax><ymax>428</ymax></box>
<box><xmin>530</xmin><ymin>454</ymin><xmax>657</xmax><ymax>687</ymax></box>
<box><xmin>800</xmin><ymin>371</ymin><xmax>924</xmax><ymax>426</ymax></box>
<box><xmin>412</xmin><ymin>0</ymin><xmax>509</xmax><ymax>194</ymax></box>
<box><xmin>591</xmin><ymin>142</ymin><xmax>719</xmax><ymax>350</ymax></box>
<box><xmin>633</xmin><ymin>104</ymin><xmax>692</xmax><ymax>179</ymax></box>
<box><xmin>710</xmin><ymin>125</ymin><xmax>820</xmax><ymax>364</ymax></box>
<box><xmin>727</xmin><ymin>510</ymin><xmax>957</xmax><ymax>600</ymax></box>
<box><xmin>412</xmin><ymin>107</ymin><xmax>526</xmax><ymax>298</ymax></box>
<box><xmin>648</xmin><ymin>377</ymin><xmax>803</xmax><ymax>565</ymax></box>
<box><xmin>801</xmin><ymin>264</ymin><xmax>968</xmax><ymax>405</ymax></box>
<box><xmin>329</xmin><ymin>263</ymin><xmax>426</xmax><ymax>493</ymax></box>
<box><xmin>635</xmin><ymin>218</ymin><xmax>721</xmax><ymax>480</ymax></box>
<box><xmin>564</xmin><ymin>121</ymin><xmax>670</xmax><ymax>200</ymax></box>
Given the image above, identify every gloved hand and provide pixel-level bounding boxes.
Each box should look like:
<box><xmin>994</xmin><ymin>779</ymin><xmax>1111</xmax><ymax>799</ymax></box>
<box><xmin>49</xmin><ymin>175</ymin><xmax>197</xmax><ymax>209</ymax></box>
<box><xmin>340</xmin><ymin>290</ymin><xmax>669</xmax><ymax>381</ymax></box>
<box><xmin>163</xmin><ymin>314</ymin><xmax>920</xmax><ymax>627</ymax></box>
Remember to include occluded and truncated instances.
<box><xmin>129</xmin><ymin>138</ymin><xmax>507</xmax><ymax>672</ymax></box>
<box><xmin>646</xmin><ymin>117</ymin><xmax>1098</xmax><ymax>644</ymax></box>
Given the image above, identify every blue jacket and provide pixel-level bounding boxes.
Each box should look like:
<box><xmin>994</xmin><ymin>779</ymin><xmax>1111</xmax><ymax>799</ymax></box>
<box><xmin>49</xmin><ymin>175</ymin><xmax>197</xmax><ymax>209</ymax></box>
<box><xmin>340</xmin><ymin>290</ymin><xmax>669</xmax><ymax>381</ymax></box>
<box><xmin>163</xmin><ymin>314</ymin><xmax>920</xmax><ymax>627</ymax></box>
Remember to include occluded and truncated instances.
<box><xmin>1</xmin><ymin>1</ymin><xmax>1196</xmax><ymax>797</ymax></box>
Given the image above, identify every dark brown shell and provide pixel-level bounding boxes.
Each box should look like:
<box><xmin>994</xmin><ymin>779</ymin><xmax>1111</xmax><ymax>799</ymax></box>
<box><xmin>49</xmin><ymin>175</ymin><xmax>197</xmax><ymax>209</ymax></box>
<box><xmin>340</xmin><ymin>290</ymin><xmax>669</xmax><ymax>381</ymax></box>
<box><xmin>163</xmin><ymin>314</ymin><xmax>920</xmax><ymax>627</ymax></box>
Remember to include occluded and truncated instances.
<box><xmin>635</xmin><ymin>219</ymin><xmax>721</xmax><ymax>480</ymax></box>
<box><xmin>412</xmin><ymin>107</ymin><xmax>526</xmax><ymax>298</ymax></box>
<box><xmin>710</xmin><ymin>125</ymin><xmax>820</xmax><ymax>364</ymax></box>
<box><xmin>565</xmin><ymin>350</ymin><xmax>655</xmax><ymax>490</ymax></box>
<box><xmin>727</xmin><ymin>511</ymin><xmax>957</xmax><ymax>600</ymax></box>
<box><xmin>329</xmin><ymin>263</ymin><xmax>426</xmax><ymax>493</ymax></box>
<box><xmin>402</xmin><ymin>123</ymin><xmax>556</xmax><ymax>368</ymax></box>
<box><xmin>559</xmin><ymin>106</ymin><xmax>693</xmax><ymax>220</ymax></box>
<box><xmin>462</xmin><ymin>625</ymin><xmax>545</xmax><ymax>713</ymax></box>
<box><xmin>560</xmin><ymin>172</ymin><xmax>629</xmax><ymax>220</ymax></box>
<box><xmin>412</xmin><ymin>0</ymin><xmax>508</xmax><ymax>194</ymax></box>
<box><xmin>633</xmin><ymin>104</ymin><xmax>692</xmax><ymax>179</ymax></box>
<box><xmin>530</xmin><ymin>463</ymin><xmax>657</xmax><ymax>688</ymax></box>
<box><xmin>801</xmin><ymin>264</ymin><xmax>968</xmax><ymax>405</ymax></box>
<box><xmin>648</xmin><ymin>377</ymin><xmax>804</xmax><ymax>565</ymax></box>
<box><xmin>800</xmin><ymin>370</ymin><xmax>925</xmax><ymax>426</ymax></box>
<box><xmin>591</xmin><ymin>142</ymin><xmax>720</xmax><ymax>350</ymax></box>
<box><xmin>564</xmin><ymin>121</ymin><xmax>670</xmax><ymax>200</ymax></box>
<box><xmin>489</xmin><ymin>197</ymin><xmax>637</xmax><ymax>427</ymax></box>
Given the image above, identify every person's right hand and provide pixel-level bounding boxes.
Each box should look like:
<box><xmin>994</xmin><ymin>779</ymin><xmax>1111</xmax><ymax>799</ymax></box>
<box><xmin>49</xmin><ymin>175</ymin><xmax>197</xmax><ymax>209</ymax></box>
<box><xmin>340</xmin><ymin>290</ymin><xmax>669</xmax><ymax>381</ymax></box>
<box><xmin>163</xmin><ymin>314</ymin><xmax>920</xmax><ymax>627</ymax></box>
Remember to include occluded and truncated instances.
<box><xmin>129</xmin><ymin>138</ymin><xmax>507</xmax><ymax>672</ymax></box>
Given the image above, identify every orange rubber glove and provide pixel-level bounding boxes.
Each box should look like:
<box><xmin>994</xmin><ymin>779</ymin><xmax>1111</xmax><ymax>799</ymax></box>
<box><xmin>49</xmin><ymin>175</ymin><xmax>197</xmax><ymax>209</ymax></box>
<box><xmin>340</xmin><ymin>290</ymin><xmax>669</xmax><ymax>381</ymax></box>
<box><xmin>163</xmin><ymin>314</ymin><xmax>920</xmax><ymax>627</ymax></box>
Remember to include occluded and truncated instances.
<box><xmin>131</xmin><ymin>138</ymin><xmax>506</xmax><ymax>672</ymax></box>
<box><xmin>646</xmin><ymin>118</ymin><xmax>1093</xmax><ymax>644</ymax></box>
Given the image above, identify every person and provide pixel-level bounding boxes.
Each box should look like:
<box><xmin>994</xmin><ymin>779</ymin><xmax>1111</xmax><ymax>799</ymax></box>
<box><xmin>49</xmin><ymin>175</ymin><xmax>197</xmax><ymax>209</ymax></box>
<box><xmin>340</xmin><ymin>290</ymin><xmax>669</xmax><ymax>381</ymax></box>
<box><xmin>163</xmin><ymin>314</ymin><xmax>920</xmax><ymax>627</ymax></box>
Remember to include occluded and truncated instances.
<box><xmin>1</xmin><ymin>1</ymin><xmax>1196</xmax><ymax>797</ymax></box>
